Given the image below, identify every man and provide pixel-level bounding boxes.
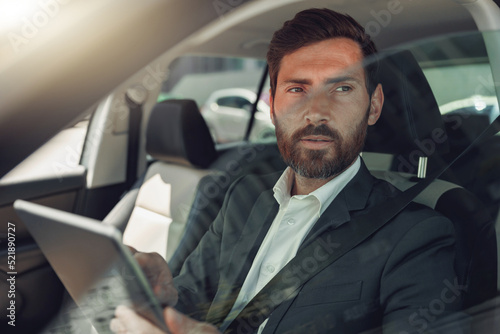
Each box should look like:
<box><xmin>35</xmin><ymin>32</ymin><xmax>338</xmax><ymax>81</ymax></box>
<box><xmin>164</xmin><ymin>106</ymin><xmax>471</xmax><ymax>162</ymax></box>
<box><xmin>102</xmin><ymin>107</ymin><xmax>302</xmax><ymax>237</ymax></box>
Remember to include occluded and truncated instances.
<box><xmin>111</xmin><ymin>8</ymin><xmax>458</xmax><ymax>334</ymax></box>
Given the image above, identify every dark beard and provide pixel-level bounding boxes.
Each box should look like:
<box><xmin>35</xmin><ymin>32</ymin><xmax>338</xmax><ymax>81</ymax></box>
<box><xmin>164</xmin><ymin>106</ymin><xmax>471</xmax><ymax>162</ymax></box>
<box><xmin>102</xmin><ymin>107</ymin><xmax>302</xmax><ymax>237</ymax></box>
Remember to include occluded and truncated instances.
<box><xmin>274</xmin><ymin>110</ymin><xmax>369</xmax><ymax>179</ymax></box>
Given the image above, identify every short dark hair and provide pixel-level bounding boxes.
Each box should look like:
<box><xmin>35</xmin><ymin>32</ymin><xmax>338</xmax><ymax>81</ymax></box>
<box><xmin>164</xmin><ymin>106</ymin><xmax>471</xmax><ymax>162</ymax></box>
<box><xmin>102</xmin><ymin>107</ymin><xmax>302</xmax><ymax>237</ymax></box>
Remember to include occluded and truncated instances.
<box><xmin>267</xmin><ymin>8</ymin><xmax>378</xmax><ymax>97</ymax></box>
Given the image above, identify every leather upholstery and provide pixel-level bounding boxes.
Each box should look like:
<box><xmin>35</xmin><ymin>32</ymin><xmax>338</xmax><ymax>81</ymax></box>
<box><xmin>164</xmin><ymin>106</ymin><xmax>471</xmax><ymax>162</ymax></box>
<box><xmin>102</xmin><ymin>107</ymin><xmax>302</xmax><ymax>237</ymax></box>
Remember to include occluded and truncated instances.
<box><xmin>364</xmin><ymin>50</ymin><xmax>449</xmax><ymax>157</ymax></box>
<box><xmin>123</xmin><ymin>162</ymin><xmax>220</xmax><ymax>259</ymax></box>
<box><xmin>436</xmin><ymin>188</ymin><xmax>497</xmax><ymax>308</ymax></box>
<box><xmin>108</xmin><ymin>99</ymin><xmax>220</xmax><ymax>260</ymax></box>
<box><xmin>146</xmin><ymin>99</ymin><xmax>217</xmax><ymax>168</ymax></box>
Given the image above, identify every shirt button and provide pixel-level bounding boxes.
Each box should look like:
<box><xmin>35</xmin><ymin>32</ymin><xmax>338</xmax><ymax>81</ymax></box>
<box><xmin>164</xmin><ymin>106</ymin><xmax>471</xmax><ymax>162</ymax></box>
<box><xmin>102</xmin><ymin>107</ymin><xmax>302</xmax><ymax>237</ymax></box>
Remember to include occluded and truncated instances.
<box><xmin>266</xmin><ymin>264</ymin><xmax>275</xmax><ymax>273</ymax></box>
<box><xmin>287</xmin><ymin>218</ymin><xmax>295</xmax><ymax>225</ymax></box>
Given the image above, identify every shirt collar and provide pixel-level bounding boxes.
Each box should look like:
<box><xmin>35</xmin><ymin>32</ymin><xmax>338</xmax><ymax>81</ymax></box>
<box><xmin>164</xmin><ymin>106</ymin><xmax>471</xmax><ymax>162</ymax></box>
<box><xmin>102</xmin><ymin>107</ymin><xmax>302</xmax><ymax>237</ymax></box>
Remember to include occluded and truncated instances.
<box><xmin>273</xmin><ymin>156</ymin><xmax>361</xmax><ymax>217</ymax></box>
<box><xmin>273</xmin><ymin>167</ymin><xmax>294</xmax><ymax>206</ymax></box>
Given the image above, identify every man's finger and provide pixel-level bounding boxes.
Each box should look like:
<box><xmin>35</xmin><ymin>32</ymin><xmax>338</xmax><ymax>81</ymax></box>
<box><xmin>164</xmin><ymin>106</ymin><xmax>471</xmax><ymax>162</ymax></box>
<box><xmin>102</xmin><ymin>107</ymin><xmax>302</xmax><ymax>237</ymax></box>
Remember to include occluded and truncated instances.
<box><xmin>112</xmin><ymin>305</ymin><xmax>166</xmax><ymax>334</ymax></box>
<box><xmin>133</xmin><ymin>252</ymin><xmax>178</xmax><ymax>306</ymax></box>
<box><xmin>164</xmin><ymin>307</ymin><xmax>220</xmax><ymax>334</ymax></box>
<box><xmin>127</xmin><ymin>245</ymin><xmax>138</xmax><ymax>254</ymax></box>
<box><xmin>134</xmin><ymin>252</ymin><xmax>165</xmax><ymax>277</ymax></box>
<box><xmin>109</xmin><ymin>317</ymin><xmax>127</xmax><ymax>334</ymax></box>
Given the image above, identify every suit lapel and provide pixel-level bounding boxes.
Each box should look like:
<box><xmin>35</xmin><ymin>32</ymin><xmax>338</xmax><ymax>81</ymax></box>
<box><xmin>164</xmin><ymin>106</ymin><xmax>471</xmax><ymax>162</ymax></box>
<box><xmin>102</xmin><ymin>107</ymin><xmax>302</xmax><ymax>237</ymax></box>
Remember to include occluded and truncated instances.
<box><xmin>208</xmin><ymin>188</ymin><xmax>279</xmax><ymax>325</ymax></box>
<box><xmin>229</xmin><ymin>189</ymin><xmax>279</xmax><ymax>286</ymax></box>
<box><xmin>300</xmin><ymin>161</ymin><xmax>375</xmax><ymax>252</ymax></box>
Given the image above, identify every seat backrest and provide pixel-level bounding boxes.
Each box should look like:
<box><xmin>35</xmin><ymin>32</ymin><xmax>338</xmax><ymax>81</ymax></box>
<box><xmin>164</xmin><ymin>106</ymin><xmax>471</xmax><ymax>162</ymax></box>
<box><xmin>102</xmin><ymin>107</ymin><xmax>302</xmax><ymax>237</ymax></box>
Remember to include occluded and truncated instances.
<box><xmin>371</xmin><ymin>170</ymin><xmax>497</xmax><ymax>308</ymax></box>
<box><xmin>366</xmin><ymin>50</ymin><xmax>497</xmax><ymax>309</ymax></box>
<box><xmin>441</xmin><ymin>113</ymin><xmax>500</xmax><ymax>218</ymax></box>
<box><xmin>120</xmin><ymin>99</ymin><xmax>219</xmax><ymax>260</ymax></box>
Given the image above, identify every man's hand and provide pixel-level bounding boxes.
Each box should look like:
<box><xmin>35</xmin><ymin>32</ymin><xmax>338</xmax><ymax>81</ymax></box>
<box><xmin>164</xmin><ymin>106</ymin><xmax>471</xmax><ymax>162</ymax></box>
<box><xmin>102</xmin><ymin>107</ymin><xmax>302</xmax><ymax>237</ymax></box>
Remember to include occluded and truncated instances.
<box><xmin>110</xmin><ymin>305</ymin><xmax>221</xmax><ymax>334</ymax></box>
<box><xmin>128</xmin><ymin>246</ymin><xmax>178</xmax><ymax>306</ymax></box>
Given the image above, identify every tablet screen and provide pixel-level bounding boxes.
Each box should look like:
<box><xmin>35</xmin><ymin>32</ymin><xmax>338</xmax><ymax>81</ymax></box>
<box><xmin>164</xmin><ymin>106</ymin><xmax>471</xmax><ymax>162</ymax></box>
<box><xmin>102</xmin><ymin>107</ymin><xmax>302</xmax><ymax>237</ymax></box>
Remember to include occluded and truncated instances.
<box><xmin>14</xmin><ymin>200</ymin><xmax>169</xmax><ymax>333</ymax></box>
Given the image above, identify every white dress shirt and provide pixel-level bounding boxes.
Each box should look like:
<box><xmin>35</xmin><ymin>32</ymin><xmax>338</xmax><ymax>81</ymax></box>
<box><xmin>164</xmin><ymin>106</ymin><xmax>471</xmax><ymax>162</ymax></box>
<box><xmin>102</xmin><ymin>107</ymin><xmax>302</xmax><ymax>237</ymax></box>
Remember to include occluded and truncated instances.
<box><xmin>223</xmin><ymin>157</ymin><xmax>361</xmax><ymax>332</ymax></box>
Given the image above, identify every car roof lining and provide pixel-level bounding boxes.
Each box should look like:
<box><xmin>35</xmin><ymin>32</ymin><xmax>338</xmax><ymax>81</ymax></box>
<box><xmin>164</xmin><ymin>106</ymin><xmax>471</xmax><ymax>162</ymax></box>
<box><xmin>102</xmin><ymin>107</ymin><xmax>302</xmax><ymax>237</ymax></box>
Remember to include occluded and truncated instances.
<box><xmin>182</xmin><ymin>0</ymin><xmax>477</xmax><ymax>58</ymax></box>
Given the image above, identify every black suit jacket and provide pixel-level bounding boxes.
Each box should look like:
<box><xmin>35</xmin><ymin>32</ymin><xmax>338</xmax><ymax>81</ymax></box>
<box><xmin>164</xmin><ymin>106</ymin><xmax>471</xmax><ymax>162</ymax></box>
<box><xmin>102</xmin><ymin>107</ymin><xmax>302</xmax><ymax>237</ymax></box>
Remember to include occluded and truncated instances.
<box><xmin>174</xmin><ymin>161</ymin><xmax>460</xmax><ymax>333</ymax></box>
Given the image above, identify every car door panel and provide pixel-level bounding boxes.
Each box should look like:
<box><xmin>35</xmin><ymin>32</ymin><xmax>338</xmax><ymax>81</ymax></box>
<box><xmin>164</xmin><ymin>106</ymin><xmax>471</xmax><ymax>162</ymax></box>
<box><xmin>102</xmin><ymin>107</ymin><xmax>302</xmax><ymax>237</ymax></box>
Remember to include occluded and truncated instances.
<box><xmin>0</xmin><ymin>168</ymin><xmax>86</xmax><ymax>332</ymax></box>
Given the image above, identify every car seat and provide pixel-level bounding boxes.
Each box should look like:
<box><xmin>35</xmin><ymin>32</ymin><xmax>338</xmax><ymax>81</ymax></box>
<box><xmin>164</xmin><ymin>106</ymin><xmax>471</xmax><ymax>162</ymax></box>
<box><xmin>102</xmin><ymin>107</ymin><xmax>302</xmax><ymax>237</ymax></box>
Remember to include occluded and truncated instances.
<box><xmin>103</xmin><ymin>99</ymin><xmax>220</xmax><ymax>260</ymax></box>
<box><xmin>441</xmin><ymin>113</ymin><xmax>500</xmax><ymax>221</ymax></box>
<box><xmin>365</xmin><ymin>50</ymin><xmax>497</xmax><ymax>309</ymax></box>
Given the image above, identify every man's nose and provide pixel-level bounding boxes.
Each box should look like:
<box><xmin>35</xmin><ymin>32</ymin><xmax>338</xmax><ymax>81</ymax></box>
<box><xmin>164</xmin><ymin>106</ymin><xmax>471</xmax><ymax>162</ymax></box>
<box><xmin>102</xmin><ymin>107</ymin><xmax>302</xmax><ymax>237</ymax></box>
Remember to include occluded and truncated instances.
<box><xmin>304</xmin><ymin>92</ymin><xmax>332</xmax><ymax>124</ymax></box>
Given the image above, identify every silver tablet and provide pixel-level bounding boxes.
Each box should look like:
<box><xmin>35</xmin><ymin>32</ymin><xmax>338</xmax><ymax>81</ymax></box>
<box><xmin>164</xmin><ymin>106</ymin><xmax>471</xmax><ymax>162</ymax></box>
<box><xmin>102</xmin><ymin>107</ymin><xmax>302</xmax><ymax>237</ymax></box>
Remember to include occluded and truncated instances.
<box><xmin>13</xmin><ymin>200</ymin><xmax>169</xmax><ymax>333</ymax></box>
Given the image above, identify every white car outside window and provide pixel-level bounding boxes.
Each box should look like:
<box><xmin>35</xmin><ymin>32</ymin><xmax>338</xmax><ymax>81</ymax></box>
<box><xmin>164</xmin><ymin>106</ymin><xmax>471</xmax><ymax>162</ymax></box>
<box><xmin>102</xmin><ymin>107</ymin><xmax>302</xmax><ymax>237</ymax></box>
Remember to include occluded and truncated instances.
<box><xmin>201</xmin><ymin>88</ymin><xmax>275</xmax><ymax>144</ymax></box>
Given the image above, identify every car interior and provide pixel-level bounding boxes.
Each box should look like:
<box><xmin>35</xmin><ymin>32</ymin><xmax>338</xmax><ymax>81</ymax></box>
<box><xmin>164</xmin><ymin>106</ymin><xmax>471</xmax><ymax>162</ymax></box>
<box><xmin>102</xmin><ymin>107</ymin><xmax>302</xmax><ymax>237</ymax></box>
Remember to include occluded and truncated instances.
<box><xmin>1</xmin><ymin>0</ymin><xmax>500</xmax><ymax>332</ymax></box>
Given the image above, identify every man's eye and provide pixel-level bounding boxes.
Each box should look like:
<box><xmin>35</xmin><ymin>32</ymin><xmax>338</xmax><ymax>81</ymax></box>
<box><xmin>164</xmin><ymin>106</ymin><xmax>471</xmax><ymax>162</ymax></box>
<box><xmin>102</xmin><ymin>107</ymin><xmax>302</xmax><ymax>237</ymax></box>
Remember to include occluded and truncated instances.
<box><xmin>335</xmin><ymin>86</ymin><xmax>351</xmax><ymax>92</ymax></box>
<box><xmin>288</xmin><ymin>87</ymin><xmax>304</xmax><ymax>93</ymax></box>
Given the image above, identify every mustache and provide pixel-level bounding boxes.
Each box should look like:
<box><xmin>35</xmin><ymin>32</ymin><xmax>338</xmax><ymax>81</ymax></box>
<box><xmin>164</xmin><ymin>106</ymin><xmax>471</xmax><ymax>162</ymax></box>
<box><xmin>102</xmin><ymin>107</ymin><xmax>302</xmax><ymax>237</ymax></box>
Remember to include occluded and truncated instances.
<box><xmin>291</xmin><ymin>124</ymin><xmax>341</xmax><ymax>142</ymax></box>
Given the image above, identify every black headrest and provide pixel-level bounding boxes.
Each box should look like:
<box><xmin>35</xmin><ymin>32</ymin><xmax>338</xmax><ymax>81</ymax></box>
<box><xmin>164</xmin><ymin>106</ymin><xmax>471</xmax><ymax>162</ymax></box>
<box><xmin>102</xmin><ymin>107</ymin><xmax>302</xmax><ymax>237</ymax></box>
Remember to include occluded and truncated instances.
<box><xmin>146</xmin><ymin>99</ymin><xmax>217</xmax><ymax>168</ymax></box>
<box><xmin>364</xmin><ymin>50</ymin><xmax>449</xmax><ymax>157</ymax></box>
<box><xmin>444</xmin><ymin>113</ymin><xmax>490</xmax><ymax>152</ymax></box>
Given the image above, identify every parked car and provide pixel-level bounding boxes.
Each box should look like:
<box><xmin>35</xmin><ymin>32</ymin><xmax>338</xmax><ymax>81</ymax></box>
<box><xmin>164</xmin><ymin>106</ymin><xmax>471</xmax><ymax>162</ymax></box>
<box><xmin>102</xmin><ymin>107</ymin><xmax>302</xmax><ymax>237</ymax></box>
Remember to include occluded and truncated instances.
<box><xmin>1</xmin><ymin>0</ymin><xmax>500</xmax><ymax>333</ymax></box>
<box><xmin>440</xmin><ymin>95</ymin><xmax>500</xmax><ymax>121</ymax></box>
<box><xmin>201</xmin><ymin>88</ymin><xmax>275</xmax><ymax>143</ymax></box>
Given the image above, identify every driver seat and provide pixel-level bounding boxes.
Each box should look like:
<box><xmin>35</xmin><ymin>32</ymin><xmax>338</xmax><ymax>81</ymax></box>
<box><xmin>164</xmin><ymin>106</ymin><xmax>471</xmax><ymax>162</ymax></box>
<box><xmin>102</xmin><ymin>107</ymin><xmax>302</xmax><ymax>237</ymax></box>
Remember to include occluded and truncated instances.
<box><xmin>364</xmin><ymin>50</ymin><xmax>497</xmax><ymax>309</ymax></box>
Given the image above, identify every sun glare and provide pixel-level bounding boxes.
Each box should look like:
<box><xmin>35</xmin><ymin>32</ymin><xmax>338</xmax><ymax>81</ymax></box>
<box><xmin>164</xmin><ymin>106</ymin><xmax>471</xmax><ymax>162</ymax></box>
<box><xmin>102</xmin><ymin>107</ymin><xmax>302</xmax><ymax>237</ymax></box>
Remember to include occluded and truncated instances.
<box><xmin>0</xmin><ymin>0</ymin><xmax>38</xmax><ymax>31</ymax></box>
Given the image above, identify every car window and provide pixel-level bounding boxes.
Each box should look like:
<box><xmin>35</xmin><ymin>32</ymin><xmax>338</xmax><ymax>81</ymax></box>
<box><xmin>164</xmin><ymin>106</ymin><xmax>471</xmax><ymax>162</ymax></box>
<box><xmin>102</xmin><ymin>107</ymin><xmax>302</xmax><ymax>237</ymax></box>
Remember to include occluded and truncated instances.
<box><xmin>0</xmin><ymin>114</ymin><xmax>91</xmax><ymax>183</ymax></box>
<box><xmin>413</xmin><ymin>33</ymin><xmax>500</xmax><ymax>121</ymax></box>
<box><xmin>157</xmin><ymin>55</ymin><xmax>274</xmax><ymax>145</ymax></box>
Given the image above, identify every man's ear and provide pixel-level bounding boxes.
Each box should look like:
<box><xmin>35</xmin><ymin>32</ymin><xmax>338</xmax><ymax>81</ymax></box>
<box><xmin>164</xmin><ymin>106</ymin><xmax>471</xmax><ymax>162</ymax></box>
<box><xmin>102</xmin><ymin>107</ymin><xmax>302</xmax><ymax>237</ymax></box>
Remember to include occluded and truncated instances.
<box><xmin>368</xmin><ymin>83</ymin><xmax>384</xmax><ymax>126</ymax></box>
<box><xmin>269</xmin><ymin>88</ymin><xmax>276</xmax><ymax>126</ymax></box>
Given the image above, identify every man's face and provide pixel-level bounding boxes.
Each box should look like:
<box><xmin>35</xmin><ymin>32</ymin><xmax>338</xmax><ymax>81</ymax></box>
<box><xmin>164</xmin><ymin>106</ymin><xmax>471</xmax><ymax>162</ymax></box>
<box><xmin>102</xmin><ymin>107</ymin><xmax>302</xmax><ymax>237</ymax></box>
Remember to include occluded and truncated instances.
<box><xmin>270</xmin><ymin>38</ymin><xmax>383</xmax><ymax>179</ymax></box>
